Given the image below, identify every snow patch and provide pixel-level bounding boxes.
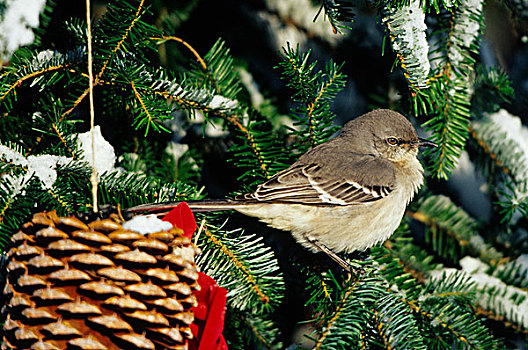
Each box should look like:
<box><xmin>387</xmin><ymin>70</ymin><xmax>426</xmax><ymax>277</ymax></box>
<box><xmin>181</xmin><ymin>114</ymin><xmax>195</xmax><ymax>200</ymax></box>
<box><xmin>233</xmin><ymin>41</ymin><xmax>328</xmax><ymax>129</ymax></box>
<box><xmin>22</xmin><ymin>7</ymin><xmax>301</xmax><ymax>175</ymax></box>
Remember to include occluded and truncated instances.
<box><xmin>433</xmin><ymin>257</ymin><xmax>528</xmax><ymax>329</ymax></box>
<box><xmin>0</xmin><ymin>145</ymin><xmax>70</xmax><ymax>189</ymax></box>
<box><xmin>0</xmin><ymin>0</ymin><xmax>47</xmax><ymax>60</ymax></box>
<box><xmin>459</xmin><ymin>256</ymin><xmax>487</xmax><ymax>274</ymax></box>
<box><xmin>488</xmin><ymin>109</ymin><xmax>528</xmax><ymax>164</ymax></box>
<box><xmin>448</xmin><ymin>0</ymin><xmax>483</xmax><ymax>65</ymax></box>
<box><xmin>165</xmin><ymin>142</ymin><xmax>189</xmax><ymax>162</ymax></box>
<box><xmin>209</xmin><ymin>95</ymin><xmax>238</xmax><ymax>110</ymax></box>
<box><xmin>382</xmin><ymin>0</ymin><xmax>430</xmax><ymax>88</ymax></box>
<box><xmin>123</xmin><ymin>214</ymin><xmax>173</xmax><ymax>235</ymax></box>
<box><xmin>76</xmin><ymin>126</ymin><xmax>116</xmax><ymax>176</ymax></box>
<box><xmin>26</xmin><ymin>154</ymin><xmax>71</xmax><ymax>189</ymax></box>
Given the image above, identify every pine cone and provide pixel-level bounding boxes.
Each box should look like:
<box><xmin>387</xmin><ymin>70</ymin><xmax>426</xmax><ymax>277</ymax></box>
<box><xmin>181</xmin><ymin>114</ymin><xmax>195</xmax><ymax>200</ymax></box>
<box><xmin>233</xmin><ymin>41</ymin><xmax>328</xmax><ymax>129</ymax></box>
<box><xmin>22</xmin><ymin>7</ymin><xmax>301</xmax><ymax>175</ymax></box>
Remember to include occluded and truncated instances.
<box><xmin>1</xmin><ymin>211</ymin><xmax>201</xmax><ymax>350</ymax></box>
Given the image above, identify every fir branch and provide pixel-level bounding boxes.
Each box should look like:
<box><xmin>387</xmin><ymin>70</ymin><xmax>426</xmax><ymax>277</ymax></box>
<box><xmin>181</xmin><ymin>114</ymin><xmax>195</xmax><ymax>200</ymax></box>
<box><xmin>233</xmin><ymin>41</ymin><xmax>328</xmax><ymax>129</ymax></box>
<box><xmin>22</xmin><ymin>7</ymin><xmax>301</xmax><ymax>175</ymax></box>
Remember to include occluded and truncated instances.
<box><xmin>155</xmin><ymin>181</ymin><xmax>203</xmax><ymax>203</ymax></box>
<box><xmin>99</xmin><ymin>171</ymin><xmax>157</xmax><ymax>207</ymax></box>
<box><xmin>316</xmin><ymin>0</ymin><xmax>355</xmax><ymax>34</ymax></box>
<box><xmin>60</xmin><ymin>0</ymin><xmax>161</xmax><ymax>120</ymax></box>
<box><xmin>471</xmin><ymin>65</ymin><xmax>514</xmax><ymax>115</ymax></box>
<box><xmin>240</xmin><ymin>312</ymin><xmax>283</xmax><ymax>350</ymax></box>
<box><xmin>150</xmin><ymin>76</ymin><xmax>213</xmax><ymax>111</ymax></box>
<box><xmin>380</xmin><ymin>0</ymin><xmax>431</xmax><ymax>90</ymax></box>
<box><xmin>369</xmin><ymin>245</ymin><xmax>431</xmax><ymax>349</ymax></box>
<box><xmin>93</xmin><ymin>0</ymin><xmax>146</xmax><ymax>84</ymax></box>
<box><xmin>469</xmin><ymin>111</ymin><xmax>528</xmax><ymax>184</ymax></box>
<box><xmin>1</xmin><ymin>64</ymin><xmax>63</xmax><ymax>102</ymax></box>
<box><xmin>139</xmin><ymin>66</ymin><xmax>240</xmax><ymax>116</ymax></box>
<box><xmin>153</xmin><ymin>38</ymin><xmax>242</xmax><ymax>115</ymax></box>
<box><xmin>429</xmin><ymin>267</ymin><xmax>517</xmax><ymax>345</ymax></box>
<box><xmin>161</xmin><ymin>89</ymin><xmax>285</xmax><ymax>183</ymax></box>
<box><xmin>310</xmin><ymin>261</ymin><xmax>429</xmax><ymax>349</ymax></box>
<box><xmin>30</xmin><ymin>104</ymin><xmax>80</xmax><ymax>158</ymax></box>
<box><xmin>0</xmin><ymin>176</ymin><xmax>33</xmax><ymax>248</ymax></box>
<box><xmin>1</xmin><ymin>142</ymin><xmax>92</xmax><ymax>218</ymax></box>
<box><xmin>153</xmin><ymin>38</ymin><xmax>241</xmax><ymax>119</ymax></box>
<box><xmin>98</xmin><ymin>171</ymin><xmax>200</xmax><ymax>208</ymax></box>
<box><xmin>375</xmin><ymin>0</ymin><xmax>462</xmax><ymax>12</ymax></box>
<box><xmin>142</xmin><ymin>72</ymin><xmax>267</xmax><ymax>176</ymax></box>
<box><xmin>425</xmin><ymin>269</ymin><xmax>475</xmax><ymax>300</ymax></box>
<box><xmin>375</xmin><ymin>292</ymin><xmax>428</xmax><ymax>350</ymax></box>
<box><xmin>312</xmin><ymin>272</ymin><xmax>381</xmax><ymax>349</ymax></box>
<box><xmin>469</xmin><ymin>125</ymin><xmax>513</xmax><ymax>179</ymax></box>
<box><xmin>139</xmin><ymin>42</ymin><xmax>287</xmax><ymax>181</ymax></box>
<box><xmin>63</xmin><ymin>18</ymin><xmax>88</xmax><ymax>46</ymax></box>
<box><xmin>305</xmin><ymin>63</ymin><xmax>340</xmax><ymax>147</ymax></box>
<box><xmin>224</xmin><ymin>308</ymin><xmax>283</xmax><ymax>350</ymax></box>
<box><xmin>40</xmin><ymin>161</ymin><xmax>92</xmax><ymax>215</ymax></box>
<box><xmin>469</xmin><ymin>110</ymin><xmax>528</xmax><ymax>223</ymax></box>
<box><xmin>422</xmin><ymin>77</ymin><xmax>472</xmax><ymax>179</ymax></box>
<box><xmin>134</xmin><ymin>66</ymin><xmax>264</xmax><ymax>154</ymax></box>
<box><xmin>172</xmin><ymin>40</ymin><xmax>292</xmax><ymax>180</ymax></box>
<box><xmin>474</xmin><ymin>306</ymin><xmax>528</xmax><ymax>335</ymax></box>
<box><xmin>371</xmin><ymin>243</ymin><xmax>424</xmax><ymax>300</ymax></box>
<box><xmin>44</xmin><ymin>187</ymin><xmax>75</xmax><ymax>214</ymax></box>
<box><xmin>189</xmin><ymin>39</ymin><xmax>242</xmax><ymax>100</ymax></box>
<box><xmin>278</xmin><ymin>44</ymin><xmax>345</xmax><ymax>153</ymax></box>
<box><xmin>0</xmin><ymin>48</ymin><xmax>85</xmax><ymax>108</ymax></box>
<box><xmin>51</xmin><ymin>123</ymin><xmax>76</xmax><ymax>157</ymax></box>
<box><xmin>60</xmin><ymin>86</ymin><xmax>90</xmax><ymax>121</ymax></box>
<box><xmin>422</xmin><ymin>0</ymin><xmax>484</xmax><ymax>179</ymax></box>
<box><xmin>201</xmin><ymin>229</ymin><xmax>272</xmax><ymax>305</ymax></box>
<box><xmin>0</xmin><ymin>153</ymin><xmax>91</xmax><ymax>242</ymax></box>
<box><xmin>0</xmin><ymin>145</ymin><xmax>31</xmax><ymax>227</ymax></box>
<box><xmin>419</xmin><ymin>270</ymin><xmax>499</xmax><ymax>349</ymax></box>
<box><xmin>31</xmin><ymin>0</ymin><xmax>56</xmax><ymax>47</ymax></box>
<box><xmin>372</xmin><ymin>236</ymin><xmax>485</xmax><ymax>348</ymax></box>
<box><xmin>492</xmin><ymin>256</ymin><xmax>528</xmax><ymax>289</ymax></box>
<box><xmin>303</xmin><ymin>267</ymin><xmax>338</xmax><ymax>316</ymax></box>
<box><xmin>380</xmin><ymin>232</ymin><xmax>439</xmax><ymax>281</ymax></box>
<box><xmin>495</xmin><ymin>181</ymin><xmax>528</xmax><ymax>224</ymax></box>
<box><xmin>151</xmin><ymin>36</ymin><xmax>207</xmax><ymax>70</ymax></box>
<box><xmin>278</xmin><ymin>43</ymin><xmax>318</xmax><ymax>103</ymax></box>
<box><xmin>195</xmin><ymin>221</ymin><xmax>284</xmax><ymax>313</ymax></box>
<box><xmin>425</xmin><ymin>0</ymin><xmax>462</xmax><ymax>12</ymax></box>
<box><xmin>0</xmin><ymin>174</ymin><xmax>28</xmax><ymax>227</ymax></box>
<box><xmin>228</xmin><ymin>117</ymin><xmax>289</xmax><ymax>182</ymax></box>
<box><xmin>130</xmin><ymin>80</ymin><xmax>170</xmax><ymax>134</ymax></box>
<box><xmin>408</xmin><ymin>195</ymin><xmax>503</xmax><ymax>265</ymax></box>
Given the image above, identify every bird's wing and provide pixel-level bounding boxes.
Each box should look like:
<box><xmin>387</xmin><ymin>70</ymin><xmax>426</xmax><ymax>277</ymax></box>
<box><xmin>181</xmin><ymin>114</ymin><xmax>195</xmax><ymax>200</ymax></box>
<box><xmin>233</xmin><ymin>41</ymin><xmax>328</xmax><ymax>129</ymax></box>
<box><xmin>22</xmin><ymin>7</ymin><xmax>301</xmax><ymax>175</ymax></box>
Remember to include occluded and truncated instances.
<box><xmin>247</xmin><ymin>156</ymin><xmax>396</xmax><ymax>205</ymax></box>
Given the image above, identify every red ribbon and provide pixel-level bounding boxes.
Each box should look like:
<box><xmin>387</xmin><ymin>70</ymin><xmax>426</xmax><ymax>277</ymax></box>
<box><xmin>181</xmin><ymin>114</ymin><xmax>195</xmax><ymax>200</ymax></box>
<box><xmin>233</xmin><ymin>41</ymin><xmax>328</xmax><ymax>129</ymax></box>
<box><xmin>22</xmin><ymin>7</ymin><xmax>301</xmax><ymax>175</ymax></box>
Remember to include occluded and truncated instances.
<box><xmin>162</xmin><ymin>202</ymin><xmax>228</xmax><ymax>350</ymax></box>
<box><xmin>162</xmin><ymin>202</ymin><xmax>197</xmax><ymax>239</ymax></box>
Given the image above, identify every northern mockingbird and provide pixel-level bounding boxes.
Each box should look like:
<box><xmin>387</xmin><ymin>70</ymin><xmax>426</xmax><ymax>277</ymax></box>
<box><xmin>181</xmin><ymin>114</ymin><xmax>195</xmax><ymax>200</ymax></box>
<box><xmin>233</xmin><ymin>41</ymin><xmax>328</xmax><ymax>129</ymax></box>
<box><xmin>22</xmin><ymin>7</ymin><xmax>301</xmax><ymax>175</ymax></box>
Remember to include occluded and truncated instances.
<box><xmin>126</xmin><ymin>109</ymin><xmax>436</xmax><ymax>269</ymax></box>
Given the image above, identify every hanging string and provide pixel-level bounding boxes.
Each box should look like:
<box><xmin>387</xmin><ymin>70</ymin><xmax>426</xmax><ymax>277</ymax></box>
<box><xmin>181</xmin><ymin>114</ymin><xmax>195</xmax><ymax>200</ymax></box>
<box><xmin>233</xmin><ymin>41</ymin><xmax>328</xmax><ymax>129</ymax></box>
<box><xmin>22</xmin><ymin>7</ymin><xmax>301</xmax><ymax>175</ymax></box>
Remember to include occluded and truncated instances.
<box><xmin>86</xmin><ymin>0</ymin><xmax>98</xmax><ymax>213</ymax></box>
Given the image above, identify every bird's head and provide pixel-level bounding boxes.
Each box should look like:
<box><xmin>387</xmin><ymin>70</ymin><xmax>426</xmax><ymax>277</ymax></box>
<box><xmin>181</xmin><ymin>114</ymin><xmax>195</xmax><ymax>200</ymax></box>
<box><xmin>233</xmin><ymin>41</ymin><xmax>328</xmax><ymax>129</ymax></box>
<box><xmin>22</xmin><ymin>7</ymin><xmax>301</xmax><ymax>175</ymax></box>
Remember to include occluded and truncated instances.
<box><xmin>341</xmin><ymin>109</ymin><xmax>437</xmax><ymax>163</ymax></box>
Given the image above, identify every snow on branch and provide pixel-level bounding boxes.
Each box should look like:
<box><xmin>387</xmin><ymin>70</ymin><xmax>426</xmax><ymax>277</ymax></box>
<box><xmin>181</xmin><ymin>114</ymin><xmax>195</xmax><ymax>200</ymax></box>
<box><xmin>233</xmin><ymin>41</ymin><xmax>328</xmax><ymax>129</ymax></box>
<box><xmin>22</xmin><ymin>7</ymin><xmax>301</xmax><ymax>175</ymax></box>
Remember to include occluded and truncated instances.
<box><xmin>0</xmin><ymin>145</ymin><xmax>71</xmax><ymax>191</ymax></box>
<box><xmin>0</xmin><ymin>125</ymin><xmax>117</xmax><ymax>196</ymax></box>
<box><xmin>433</xmin><ymin>257</ymin><xmax>528</xmax><ymax>330</ymax></box>
<box><xmin>470</xmin><ymin>109</ymin><xmax>528</xmax><ymax>222</ymax></box>
<box><xmin>381</xmin><ymin>0</ymin><xmax>430</xmax><ymax>89</ymax></box>
<box><xmin>471</xmin><ymin>109</ymin><xmax>528</xmax><ymax>183</ymax></box>
<box><xmin>447</xmin><ymin>0</ymin><xmax>484</xmax><ymax>69</ymax></box>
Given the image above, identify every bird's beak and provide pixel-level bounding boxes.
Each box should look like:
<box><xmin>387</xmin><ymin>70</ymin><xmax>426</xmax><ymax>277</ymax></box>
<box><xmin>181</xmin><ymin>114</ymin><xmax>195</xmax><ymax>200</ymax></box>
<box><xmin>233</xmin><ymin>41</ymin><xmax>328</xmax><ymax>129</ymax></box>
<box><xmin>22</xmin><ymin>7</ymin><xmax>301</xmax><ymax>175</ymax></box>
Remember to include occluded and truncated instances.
<box><xmin>417</xmin><ymin>137</ymin><xmax>437</xmax><ymax>148</ymax></box>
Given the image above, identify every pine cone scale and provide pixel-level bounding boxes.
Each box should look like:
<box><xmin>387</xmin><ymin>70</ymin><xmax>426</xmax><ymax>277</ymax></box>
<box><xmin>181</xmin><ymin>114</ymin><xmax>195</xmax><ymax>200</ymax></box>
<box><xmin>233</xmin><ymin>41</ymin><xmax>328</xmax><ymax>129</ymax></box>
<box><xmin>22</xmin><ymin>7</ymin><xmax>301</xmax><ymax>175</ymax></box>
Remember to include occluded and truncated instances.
<box><xmin>2</xmin><ymin>211</ymin><xmax>200</xmax><ymax>350</ymax></box>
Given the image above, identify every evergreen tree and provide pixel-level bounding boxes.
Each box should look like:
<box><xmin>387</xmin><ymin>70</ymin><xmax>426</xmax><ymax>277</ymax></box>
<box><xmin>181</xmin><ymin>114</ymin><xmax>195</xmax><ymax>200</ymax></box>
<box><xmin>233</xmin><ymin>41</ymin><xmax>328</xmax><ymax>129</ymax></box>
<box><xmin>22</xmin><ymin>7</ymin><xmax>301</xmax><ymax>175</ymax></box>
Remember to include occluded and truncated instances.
<box><xmin>1</xmin><ymin>0</ymin><xmax>527</xmax><ymax>348</ymax></box>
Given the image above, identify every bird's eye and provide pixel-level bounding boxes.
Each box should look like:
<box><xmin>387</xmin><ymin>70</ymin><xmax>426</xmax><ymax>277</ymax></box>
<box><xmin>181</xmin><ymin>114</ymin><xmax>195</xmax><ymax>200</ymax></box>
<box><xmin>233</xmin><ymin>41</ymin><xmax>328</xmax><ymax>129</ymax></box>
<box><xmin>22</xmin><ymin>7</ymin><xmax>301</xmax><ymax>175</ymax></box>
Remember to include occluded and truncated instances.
<box><xmin>387</xmin><ymin>137</ymin><xmax>398</xmax><ymax>146</ymax></box>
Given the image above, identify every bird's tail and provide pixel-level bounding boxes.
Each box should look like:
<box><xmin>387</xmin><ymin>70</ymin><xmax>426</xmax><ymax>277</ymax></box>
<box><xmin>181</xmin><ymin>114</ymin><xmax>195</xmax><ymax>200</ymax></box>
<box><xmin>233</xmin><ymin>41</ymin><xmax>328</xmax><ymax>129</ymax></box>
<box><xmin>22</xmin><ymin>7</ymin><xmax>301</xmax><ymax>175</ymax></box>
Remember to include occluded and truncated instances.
<box><xmin>123</xmin><ymin>199</ymin><xmax>247</xmax><ymax>218</ymax></box>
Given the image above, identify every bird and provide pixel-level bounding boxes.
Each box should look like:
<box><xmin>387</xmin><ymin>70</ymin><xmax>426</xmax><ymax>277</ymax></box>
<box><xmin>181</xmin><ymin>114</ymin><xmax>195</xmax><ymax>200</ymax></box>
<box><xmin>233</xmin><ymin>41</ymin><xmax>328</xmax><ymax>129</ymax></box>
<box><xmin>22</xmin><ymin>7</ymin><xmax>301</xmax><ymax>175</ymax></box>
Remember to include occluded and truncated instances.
<box><xmin>125</xmin><ymin>109</ymin><xmax>436</xmax><ymax>270</ymax></box>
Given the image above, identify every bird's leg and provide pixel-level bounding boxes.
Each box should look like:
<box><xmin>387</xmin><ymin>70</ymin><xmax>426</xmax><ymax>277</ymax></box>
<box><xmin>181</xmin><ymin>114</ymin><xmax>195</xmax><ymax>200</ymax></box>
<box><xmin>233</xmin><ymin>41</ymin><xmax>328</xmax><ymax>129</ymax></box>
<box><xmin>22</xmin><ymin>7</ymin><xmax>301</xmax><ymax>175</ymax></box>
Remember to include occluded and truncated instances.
<box><xmin>308</xmin><ymin>238</ymin><xmax>352</xmax><ymax>277</ymax></box>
